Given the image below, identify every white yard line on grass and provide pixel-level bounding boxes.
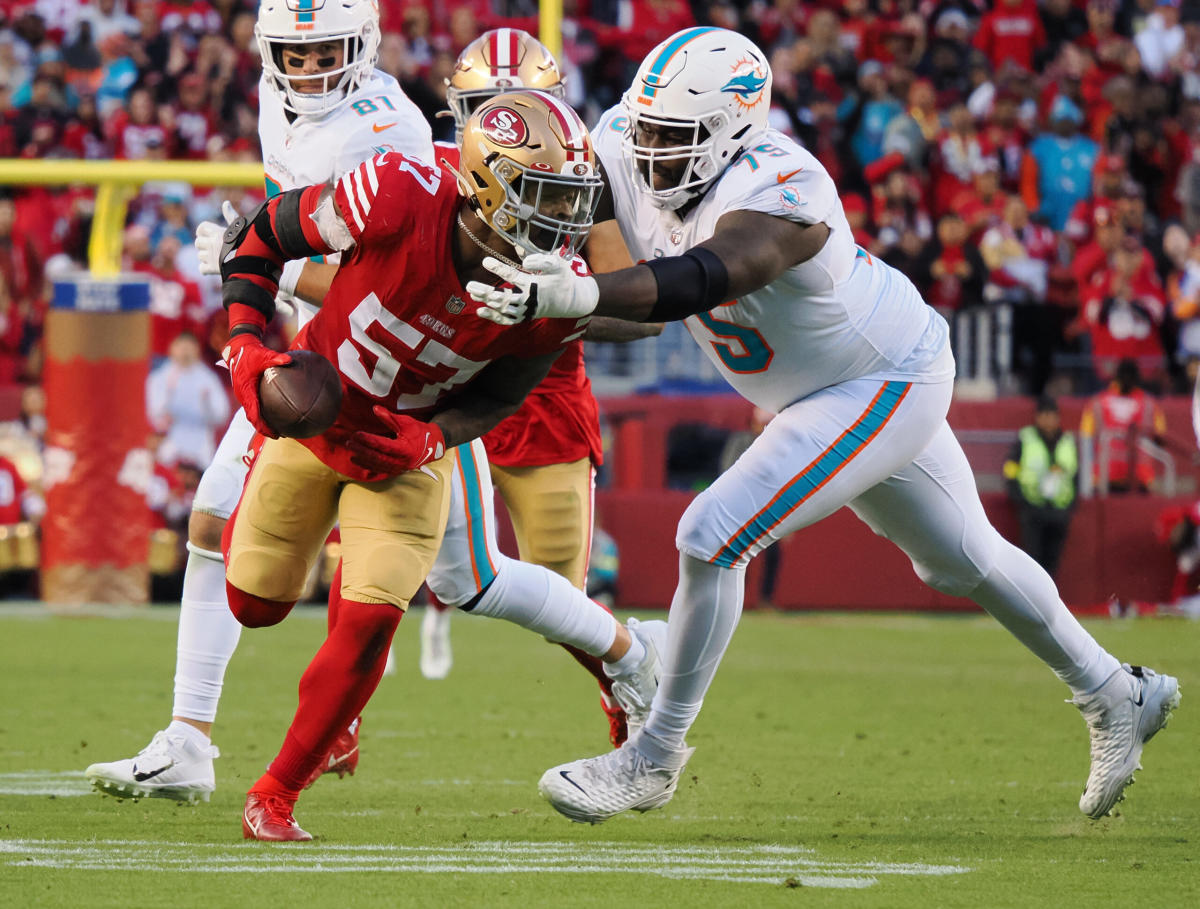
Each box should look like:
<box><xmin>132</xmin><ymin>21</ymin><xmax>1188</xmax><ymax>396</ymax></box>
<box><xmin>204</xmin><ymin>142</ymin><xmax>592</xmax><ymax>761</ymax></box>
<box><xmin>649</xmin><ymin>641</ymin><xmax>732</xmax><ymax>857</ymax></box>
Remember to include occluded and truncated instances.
<box><xmin>0</xmin><ymin>838</ymin><xmax>970</xmax><ymax>888</ymax></box>
<box><xmin>0</xmin><ymin>771</ymin><xmax>92</xmax><ymax>797</ymax></box>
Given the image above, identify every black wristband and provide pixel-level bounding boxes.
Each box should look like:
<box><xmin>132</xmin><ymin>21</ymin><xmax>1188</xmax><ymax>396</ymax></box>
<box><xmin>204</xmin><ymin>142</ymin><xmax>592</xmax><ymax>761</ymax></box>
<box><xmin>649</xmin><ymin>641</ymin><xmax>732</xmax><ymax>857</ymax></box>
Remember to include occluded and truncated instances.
<box><xmin>644</xmin><ymin>247</ymin><xmax>731</xmax><ymax>322</ymax></box>
<box><xmin>222</xmin><ymin>279</ymin><xmax>276</xmax><ymax>319</ymax></box>
<box><xmin>228</xmin><ymin>323</ymin><xmax>264</xmax><ymax>341</ymax></box>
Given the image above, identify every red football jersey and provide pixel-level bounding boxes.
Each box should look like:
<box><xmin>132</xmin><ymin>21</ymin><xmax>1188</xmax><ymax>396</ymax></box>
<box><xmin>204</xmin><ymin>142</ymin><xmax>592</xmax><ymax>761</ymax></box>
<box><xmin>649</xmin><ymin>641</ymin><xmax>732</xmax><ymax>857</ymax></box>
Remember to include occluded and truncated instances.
<box><xmin>436</xmin><ymin>144</ymin><xmax>604</xmax><ymax>468</ymax></box>
<box><xmin>292</xmin><ymin>151</ymin><xmax>586</xmax><ymax>481</ymax></box>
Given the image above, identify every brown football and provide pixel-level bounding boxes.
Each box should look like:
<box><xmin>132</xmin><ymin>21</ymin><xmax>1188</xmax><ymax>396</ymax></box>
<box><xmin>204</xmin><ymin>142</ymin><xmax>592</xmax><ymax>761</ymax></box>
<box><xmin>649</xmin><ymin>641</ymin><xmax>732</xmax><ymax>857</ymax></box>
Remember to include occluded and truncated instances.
<box><xmin>258</xmin><ymin>349</ymin><xmax>342</xmax><ymax>439</ymax></box>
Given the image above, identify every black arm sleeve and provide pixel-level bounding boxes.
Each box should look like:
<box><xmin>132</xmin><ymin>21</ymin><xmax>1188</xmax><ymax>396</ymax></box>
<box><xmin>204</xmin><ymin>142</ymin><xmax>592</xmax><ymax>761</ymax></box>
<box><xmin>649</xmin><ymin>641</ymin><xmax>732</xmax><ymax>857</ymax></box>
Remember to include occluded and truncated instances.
<box><xmin>643</xmin><ymin>248</ymin><xmax>731</xmax><ymax>322</ymax></box>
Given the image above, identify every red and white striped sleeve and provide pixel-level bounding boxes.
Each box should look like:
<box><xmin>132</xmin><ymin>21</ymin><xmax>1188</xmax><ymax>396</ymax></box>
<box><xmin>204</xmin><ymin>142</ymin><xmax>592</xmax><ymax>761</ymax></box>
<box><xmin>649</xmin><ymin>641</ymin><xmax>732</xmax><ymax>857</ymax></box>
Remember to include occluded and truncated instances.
<box><xmin>333</xmin><ymin>151</ymin><xmax>443</xmax><ymax>244</ymax></box>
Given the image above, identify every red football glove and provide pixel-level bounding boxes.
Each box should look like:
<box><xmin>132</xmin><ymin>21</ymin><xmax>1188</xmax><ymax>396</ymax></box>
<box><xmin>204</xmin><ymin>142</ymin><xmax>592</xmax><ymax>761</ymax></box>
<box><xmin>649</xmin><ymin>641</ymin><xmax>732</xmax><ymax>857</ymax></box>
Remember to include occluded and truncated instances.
<box><xmin>347</xmin><ymin>407</ymin><xmax>446</xmax><ymax>475</ymax></box>
<box><xmin>222</xmin><ymin>330</ymin><xmax>292</xmax><ymax>438</ymax></box>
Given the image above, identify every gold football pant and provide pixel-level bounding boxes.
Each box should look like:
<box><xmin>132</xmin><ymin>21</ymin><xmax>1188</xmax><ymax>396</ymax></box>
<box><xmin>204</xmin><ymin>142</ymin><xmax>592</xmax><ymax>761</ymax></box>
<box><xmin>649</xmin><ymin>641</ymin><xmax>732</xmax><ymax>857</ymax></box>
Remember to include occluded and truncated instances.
<box><xmin>226</xmin><ymin>437</ymin><xmax>454</xmax><ymax>608</ymax></box>
<box><xmin>490</xmin><ymin>457</ymin><xmax>595</xmax><ymax>589</ymax></box>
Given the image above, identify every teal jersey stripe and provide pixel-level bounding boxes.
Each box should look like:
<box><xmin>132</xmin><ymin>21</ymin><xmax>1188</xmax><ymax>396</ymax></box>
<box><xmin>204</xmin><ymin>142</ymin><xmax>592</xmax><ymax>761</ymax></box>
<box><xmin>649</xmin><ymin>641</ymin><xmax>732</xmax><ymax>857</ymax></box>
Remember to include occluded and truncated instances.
<box><xmin>711</xmin><ymin>382</ymin><xmax>910</xmax><ymax>567</ymax></box>
<box><xmin>457</xmin><ymin>443</ymin><xmax>497</xmax><ymax>588</ymax></box>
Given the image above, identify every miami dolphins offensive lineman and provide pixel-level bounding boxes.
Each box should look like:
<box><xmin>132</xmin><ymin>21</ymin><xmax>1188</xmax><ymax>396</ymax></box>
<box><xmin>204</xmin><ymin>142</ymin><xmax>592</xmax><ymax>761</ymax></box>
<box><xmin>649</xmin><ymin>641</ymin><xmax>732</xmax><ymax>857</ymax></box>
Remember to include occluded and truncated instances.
<box><xmin>85</xmin><ymin>0</ymin><xmax>433</xmax><ymax>802</ymax></box>
<box><xmin>472</xmin><ymin>28</ymin><xmax>1181</xmax><ymax>823</ymax></box>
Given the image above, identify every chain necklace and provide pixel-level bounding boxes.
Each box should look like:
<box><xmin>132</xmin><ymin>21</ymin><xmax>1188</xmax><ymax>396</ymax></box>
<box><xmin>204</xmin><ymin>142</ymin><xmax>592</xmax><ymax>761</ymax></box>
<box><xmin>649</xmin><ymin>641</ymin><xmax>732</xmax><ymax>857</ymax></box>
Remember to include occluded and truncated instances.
<box><xmin>456</xmin><ymin>212</ymin><xmax>523</xmax><ymax>271</ymax></box>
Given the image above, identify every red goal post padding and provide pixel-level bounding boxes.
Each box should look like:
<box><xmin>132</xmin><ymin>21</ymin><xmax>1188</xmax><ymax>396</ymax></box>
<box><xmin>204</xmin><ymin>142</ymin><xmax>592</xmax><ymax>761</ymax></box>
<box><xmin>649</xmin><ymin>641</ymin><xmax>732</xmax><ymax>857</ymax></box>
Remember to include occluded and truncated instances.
<box><xmin>41</xmin><ymin>277</ymin><xmax>151</xmax><ymax>606</ymax></box>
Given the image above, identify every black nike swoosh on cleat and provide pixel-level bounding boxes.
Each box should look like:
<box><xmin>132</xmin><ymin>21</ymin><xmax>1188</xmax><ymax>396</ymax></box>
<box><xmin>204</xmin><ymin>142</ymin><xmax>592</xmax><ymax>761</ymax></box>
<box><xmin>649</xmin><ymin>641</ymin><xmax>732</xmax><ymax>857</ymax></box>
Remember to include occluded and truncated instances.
<box><xmin>559</xmin><ymin>771</ymin><xmax>589</xmax><ymax>795</ymax></box>
<box><xmin>132</xmin><ymin>762</ymin><xmax>174</xmax><ymax>782</ymax></box>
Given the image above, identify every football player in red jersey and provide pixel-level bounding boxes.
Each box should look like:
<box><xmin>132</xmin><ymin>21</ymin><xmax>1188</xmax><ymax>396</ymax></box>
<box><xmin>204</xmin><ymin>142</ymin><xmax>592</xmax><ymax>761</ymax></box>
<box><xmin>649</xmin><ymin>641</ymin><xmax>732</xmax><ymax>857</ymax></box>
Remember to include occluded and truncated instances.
<box><xmin>221</xmin><ymin>91</ymin><xmax>663</xmax><ymax>841</ymax></box>
<box><xmin>417</xmin><ymin>30</ymin><xmax>659</xmax><ymax>746</ymax></box>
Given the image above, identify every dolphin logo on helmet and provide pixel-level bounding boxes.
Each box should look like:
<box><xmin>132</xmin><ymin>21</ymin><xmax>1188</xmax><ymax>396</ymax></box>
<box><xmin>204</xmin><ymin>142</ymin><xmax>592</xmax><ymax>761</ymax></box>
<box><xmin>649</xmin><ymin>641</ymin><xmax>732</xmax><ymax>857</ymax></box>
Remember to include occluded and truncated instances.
<box><xmin>721</xmin><ymin>60</ymin><xmax>768</xmax><ymax>109</ymax></box>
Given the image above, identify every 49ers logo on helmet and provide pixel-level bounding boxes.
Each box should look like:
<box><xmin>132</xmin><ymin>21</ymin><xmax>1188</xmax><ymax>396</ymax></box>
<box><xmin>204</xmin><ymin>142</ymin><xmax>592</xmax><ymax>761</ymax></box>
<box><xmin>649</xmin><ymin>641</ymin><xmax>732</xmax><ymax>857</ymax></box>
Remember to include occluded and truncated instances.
<box><xmin>480</xmin><ymin>107</ymin><xmax>528</xmax><ymax>147</ymax></box>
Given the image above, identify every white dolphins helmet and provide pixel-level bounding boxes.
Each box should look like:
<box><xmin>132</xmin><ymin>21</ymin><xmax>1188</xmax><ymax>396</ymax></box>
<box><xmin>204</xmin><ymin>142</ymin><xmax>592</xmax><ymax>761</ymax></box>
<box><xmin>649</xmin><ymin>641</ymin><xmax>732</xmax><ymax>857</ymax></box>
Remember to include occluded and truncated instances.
<box><xmin>256</xmin><ymin>0</ymin><xmax>380</xmax><ymax>118</ymax></box>
<box><xmin>621</xmin><ymin>27</ymin><xmax>772</xmax><ymax>210</ymax></box>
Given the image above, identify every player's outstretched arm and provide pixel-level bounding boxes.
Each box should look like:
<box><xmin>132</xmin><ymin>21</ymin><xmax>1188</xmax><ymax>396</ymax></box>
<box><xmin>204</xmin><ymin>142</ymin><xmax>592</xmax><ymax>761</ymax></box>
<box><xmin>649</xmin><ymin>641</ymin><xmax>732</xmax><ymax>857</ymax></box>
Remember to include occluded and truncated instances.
<box><xmin>589</xmin><ymin>210</ymin><xmax>830</xmax><ymax>322</ymax></box>
<box><xmin>472</xmin><ymin>211</ymin><xmax>829</xmax><ymax>325</ymax></box>
<box><xmin>584</xmin><ymin>317</ymin><xmax>663</xmax><ymax>343</ymax></box>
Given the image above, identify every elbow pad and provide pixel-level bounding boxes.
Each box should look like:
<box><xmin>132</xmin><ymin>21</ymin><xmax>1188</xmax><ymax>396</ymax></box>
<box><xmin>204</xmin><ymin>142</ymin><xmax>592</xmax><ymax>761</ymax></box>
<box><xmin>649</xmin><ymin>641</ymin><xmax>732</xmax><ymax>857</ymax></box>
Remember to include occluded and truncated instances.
<box><xmin>220</xmin><ymin>187</ymin><xmax>328</xmax><ymax>320</ymax></box>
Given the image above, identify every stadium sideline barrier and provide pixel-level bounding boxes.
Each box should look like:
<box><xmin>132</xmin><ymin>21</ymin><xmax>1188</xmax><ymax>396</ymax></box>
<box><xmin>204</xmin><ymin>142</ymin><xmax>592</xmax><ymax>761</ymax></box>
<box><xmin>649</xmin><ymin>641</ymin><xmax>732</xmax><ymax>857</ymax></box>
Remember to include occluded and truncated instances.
<box><xmin>581</xmin><ymin>395</ymin><xmax>1199</xmax><ymax>612</ymax></box>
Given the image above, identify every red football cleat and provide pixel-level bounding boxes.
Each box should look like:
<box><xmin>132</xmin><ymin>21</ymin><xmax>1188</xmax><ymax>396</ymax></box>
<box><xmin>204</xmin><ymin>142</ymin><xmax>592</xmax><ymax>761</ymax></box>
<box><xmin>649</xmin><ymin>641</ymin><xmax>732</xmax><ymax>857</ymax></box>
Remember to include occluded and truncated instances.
<box><xmin>242</xmin><ymin>792</ymin><xmax>313</xmax><ymax>842</ymax></box>
<box><xmin>302</xmin><ymin>716</ymin><xmax>361</xmax><ymax>789</ymax></box>
<box><xmin>600</xmin><ymin>690</ymin><xmax>628</xmax><ymax>748</ymax></box>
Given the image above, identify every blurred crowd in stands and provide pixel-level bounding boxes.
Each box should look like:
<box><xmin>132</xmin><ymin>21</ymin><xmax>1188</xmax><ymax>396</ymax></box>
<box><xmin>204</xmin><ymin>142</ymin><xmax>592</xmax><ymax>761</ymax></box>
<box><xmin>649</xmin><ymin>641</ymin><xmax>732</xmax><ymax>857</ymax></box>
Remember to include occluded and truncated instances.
<box><xmin>0</xmin><ymin>0</ymin><xmax>1197</xmax><ymax>390</ymax></box>
<box><xmin>1</xmin><ymin>0</ymin><xmax>1200</xmax><ymax>584</ymax></box>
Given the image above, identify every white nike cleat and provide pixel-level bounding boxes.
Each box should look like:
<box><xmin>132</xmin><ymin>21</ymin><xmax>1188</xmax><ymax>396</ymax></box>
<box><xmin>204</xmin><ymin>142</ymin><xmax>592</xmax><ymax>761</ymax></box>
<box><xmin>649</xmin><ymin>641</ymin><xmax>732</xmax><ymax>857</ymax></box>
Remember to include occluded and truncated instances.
<box><xmin>607</xmin><ymin>617</ymin><xmax>667</xmax><ymax>738</ymax></box>
<box><xmin>538</xmin><ymin>733</ymin><xmax>695</xmax><ymax>824</ymax></box>
<box><xmin>85</xmin><ymin>729</ymin><xmax>219</xmax><ymax>804</ymax></box>
<box><xmin>1073</xmin><ymin>663</ymin><xmax>1181</xmax><ymax>819</ymax></box>
<box><xmin>420</xmin><ymin>606</ymin><xmax>453</xmax><ymax>680</ymax></box>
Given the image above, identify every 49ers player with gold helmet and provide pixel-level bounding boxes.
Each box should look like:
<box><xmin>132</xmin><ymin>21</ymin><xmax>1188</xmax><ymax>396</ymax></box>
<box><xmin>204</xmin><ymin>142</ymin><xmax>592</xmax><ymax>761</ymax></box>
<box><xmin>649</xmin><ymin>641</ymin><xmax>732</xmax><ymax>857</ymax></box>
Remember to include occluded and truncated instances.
<box><xmin>226</xmin><ymin>91</ymin><xmax>664</xmax><ymax>841</ymax></box>
<box><xmin>416</xmin><ymin>30</ymin><xmax>662</xmax><ymax>753</ymax></box>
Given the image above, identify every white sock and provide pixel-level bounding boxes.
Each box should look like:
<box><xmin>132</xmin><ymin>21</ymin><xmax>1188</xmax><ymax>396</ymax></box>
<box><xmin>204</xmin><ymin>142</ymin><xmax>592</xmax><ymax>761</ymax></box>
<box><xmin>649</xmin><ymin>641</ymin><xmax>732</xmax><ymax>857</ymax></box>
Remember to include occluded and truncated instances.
<box><xmin>166</xmin><ymin>719</ymin><xmax>211</xmax><ymax>746</ymax></box>
<box><xmin>603</xmin><ymin>634</ymin><xmax>645</xmax><ymax>679</ymax></box>
<box><xmin>171</xmin><ymin>546</ymin><xmax>242</xmax><ymax>724</ymax></box>
<box><xmin>968</xmin><ymin>541</ymin><xmax>1120</xmax><ymax>697</ymax></box>
<box><xmin>638</xmin><ymin>554</ymin><xmax>744</xmax><ymax>766</ymax></box>
<box><xmin>467</xmin><ymin>556</ymin><xmax>616</xmax><ymax>656</ymax></box>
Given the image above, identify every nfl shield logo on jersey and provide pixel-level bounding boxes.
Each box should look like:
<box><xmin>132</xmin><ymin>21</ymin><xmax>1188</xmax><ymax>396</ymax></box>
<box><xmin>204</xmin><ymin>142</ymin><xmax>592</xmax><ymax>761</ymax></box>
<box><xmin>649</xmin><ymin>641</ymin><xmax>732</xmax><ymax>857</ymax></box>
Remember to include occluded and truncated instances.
<box><xmin>445</xmin><ymin>295</ymin><xmax>466</xmax><ymax>314</ymax></box>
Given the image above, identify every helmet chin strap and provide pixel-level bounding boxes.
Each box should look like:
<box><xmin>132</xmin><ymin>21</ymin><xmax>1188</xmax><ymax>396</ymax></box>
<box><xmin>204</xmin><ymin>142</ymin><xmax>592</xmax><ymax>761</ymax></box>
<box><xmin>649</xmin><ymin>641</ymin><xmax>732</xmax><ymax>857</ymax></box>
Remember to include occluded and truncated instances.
<box><xmin>443</xmin><ymin>153</ymin><xmax>531</xmax><ymax>268</ymax></box>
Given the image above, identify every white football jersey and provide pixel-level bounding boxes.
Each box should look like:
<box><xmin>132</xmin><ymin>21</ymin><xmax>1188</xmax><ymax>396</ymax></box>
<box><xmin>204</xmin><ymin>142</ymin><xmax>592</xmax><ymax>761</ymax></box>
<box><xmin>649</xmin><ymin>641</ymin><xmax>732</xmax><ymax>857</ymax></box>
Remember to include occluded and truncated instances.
<box><xmin>259</xmin><ymin>70</ymin><xmax>434</xmax><ymax>326</ymax></box>
<box><xmin>593</xmin><ymin>106</ymin><xmax>954</xmax><ymax>413</ymax></box>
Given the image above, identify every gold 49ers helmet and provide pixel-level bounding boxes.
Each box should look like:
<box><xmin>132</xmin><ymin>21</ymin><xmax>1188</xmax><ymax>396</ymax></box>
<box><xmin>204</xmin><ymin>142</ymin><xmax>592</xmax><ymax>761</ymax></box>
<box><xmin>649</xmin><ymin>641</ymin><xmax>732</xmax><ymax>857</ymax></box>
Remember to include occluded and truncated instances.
<box><xmin>457</xmin><ymin>90</ymin><xmax>602</xmax><ymax>258</ymax></box>
<box><xmin>446</xmin><ymin>29</ymin><xmax>566</xmax><ymax>141</ymax></box>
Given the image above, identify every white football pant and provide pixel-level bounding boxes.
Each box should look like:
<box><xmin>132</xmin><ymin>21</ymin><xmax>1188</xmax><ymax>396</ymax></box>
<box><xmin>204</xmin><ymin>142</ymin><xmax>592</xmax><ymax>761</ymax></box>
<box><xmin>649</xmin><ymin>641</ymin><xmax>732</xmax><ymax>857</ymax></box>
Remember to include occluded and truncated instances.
<box><xmin>636</xmin><ymin>374</ymin><xmax>1121</xmax><ymax>764</ymax></box>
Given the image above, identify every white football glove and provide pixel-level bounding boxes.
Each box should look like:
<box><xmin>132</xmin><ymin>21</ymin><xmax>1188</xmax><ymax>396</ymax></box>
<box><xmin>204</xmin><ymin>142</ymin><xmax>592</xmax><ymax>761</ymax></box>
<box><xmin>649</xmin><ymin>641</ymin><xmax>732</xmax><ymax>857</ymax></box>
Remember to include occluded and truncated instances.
<box><xmin>468</xmin><ymin>252</ymin><xmax>599</xmax><ymax>325</ymax></box>
<box><xmin>194</xmin><ymin>199</ymin><xmax>238</xmax><ymax>276</ymax></box>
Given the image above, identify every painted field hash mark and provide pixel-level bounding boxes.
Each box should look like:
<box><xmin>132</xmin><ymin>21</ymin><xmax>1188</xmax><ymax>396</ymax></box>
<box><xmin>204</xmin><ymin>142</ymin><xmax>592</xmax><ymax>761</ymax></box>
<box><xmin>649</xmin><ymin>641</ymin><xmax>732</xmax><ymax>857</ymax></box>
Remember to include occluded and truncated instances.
<box><xmin>0</xmin><ymin>772</ymin><xmax>92</xmax><ymax>797</ymax></box>
<box><xmin>0</xmin><ymin>839</ymin><xmax>971</xmax><ymax>888</ymax></box>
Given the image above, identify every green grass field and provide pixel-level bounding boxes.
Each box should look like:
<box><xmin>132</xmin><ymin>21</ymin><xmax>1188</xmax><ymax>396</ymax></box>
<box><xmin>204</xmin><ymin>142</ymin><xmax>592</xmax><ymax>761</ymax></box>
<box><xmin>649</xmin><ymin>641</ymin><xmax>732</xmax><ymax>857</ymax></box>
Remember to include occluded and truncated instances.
<box><xmin>0</xmin><ymin>604</ymin><xmax>1195</xmax><ymax>909</ymax></box>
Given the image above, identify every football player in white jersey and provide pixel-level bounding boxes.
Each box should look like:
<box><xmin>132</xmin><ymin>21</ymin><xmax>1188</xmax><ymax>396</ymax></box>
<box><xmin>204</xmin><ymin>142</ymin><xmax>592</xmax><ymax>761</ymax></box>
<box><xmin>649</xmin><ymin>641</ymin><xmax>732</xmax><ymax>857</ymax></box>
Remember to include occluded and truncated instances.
<box><xmin>84</xmin><ymin>0</ymin><xmax>434</xmax><ymax>803</ymax></box>
<box><xmin>472</xmin><ymin>28</ymin><xmax>1181</xmax><ymax>824</ymax></box>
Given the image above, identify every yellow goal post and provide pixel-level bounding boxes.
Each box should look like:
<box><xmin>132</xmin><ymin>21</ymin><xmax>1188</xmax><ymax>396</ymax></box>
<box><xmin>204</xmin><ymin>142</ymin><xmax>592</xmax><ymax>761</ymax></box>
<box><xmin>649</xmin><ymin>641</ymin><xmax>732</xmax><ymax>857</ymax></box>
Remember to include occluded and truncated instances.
<box><xmin>540</xmin><ymin>0</ymin><xmax>562</xmax><ymax>62</ymax></box>
<box><xmin>0</xmin><ymin>158</ymin><xmax>264</xmax><ymax>277</ymax></box>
